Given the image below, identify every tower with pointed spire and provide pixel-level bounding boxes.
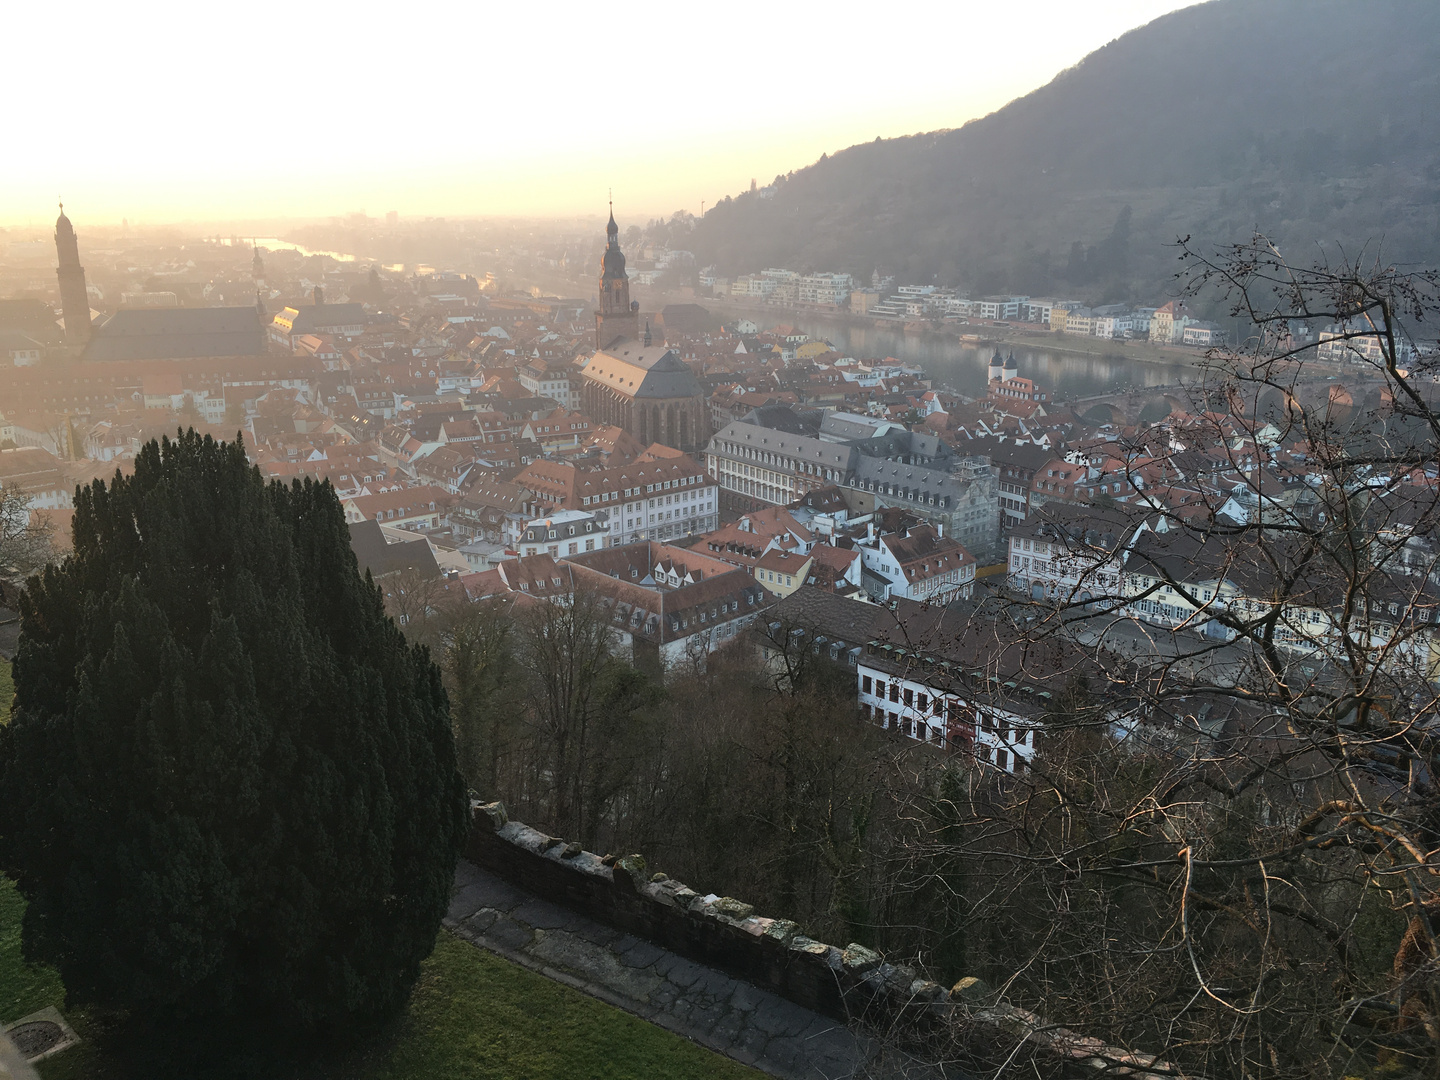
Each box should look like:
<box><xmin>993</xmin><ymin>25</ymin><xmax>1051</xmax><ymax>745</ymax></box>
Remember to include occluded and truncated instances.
<box><xmin>54</xmin><ymin>201</ymin><xmax>92</xmax><ymax>346</ymax></box>
<box><xmin>595</xmin><ymin>201</ymin><xmax>638</xmax><ymax>349</ymax></box>
<box><xmin>252</xmin><ymin>241</ymin><xmax>266</xmax><ymax>291</ymax></box>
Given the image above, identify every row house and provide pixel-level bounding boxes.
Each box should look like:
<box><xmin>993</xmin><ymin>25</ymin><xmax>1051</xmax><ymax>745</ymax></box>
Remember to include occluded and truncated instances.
<box><xmin>517</xmin><ymin>453</ymin><xmax>720</xmax><ymax>547</ymax></box>
<box><xmin>342</xmin><ymin>485</ymin><xmax>455</xmax><ymax>530</ymax></box>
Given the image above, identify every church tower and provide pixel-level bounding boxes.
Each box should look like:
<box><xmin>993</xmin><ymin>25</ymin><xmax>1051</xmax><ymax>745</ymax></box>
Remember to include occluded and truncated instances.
<box><xmin>252</xmin><ymin>241</ymin><xmax>266</xmax><ymax>291</ymax></box>
<box><xmin>54</xmin><ymin>202</ymin><xmax>92</xmax><ymax>346</ymax></box>
<box><xmin>595</xmin><ymin>203</ymin><xmax>638</xmax><ymax>349</ymax></box>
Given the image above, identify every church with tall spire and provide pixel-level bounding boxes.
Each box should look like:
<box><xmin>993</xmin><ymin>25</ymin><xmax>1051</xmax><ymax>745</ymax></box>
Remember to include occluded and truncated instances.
<box><xmin>594</xmin><ymin>202</ymin><xmax>638</xmax><ymax>350</ymax></box>
<box><xmin>580</xmin><ymin>203</ymin><xmax>708</xmax><ymax>452</ymax></box>
<box><xmin>54</xmin><ymin>202</ymin><xmax>93</xmax><ymax>346</ymax></box>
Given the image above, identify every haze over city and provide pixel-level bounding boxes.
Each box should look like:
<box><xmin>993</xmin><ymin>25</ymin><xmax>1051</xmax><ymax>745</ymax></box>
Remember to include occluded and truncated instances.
<box><xmin>5</xmin><ymin>2</ymin><xmax>1440</xmax><ymax>1078</ymax></box>
<box><xmin>4</xmin><ymin>0</ymin><xmax>1191</xmax><ymax>225</ymax></box>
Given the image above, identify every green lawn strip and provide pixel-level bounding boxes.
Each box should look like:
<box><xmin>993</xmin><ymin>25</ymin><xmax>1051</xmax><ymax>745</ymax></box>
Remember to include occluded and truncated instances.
<box><xmin>367</xmin><ymin>933</ymin><xmax>763</xmax><ymax>1080</ymax></box>
<box><xmin>0</xmin><ymin>877</ymin><xmax>65</xmax><ymax>1024</ymax></box>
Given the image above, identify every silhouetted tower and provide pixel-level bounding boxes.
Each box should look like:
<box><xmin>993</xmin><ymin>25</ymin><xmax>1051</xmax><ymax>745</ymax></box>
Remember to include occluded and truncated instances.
<box><xmin>595</xmin><ymin>201</ymin><xmax>638</xmax><ymax>349</ymax></box>
<box><xmin>252</xmin><ymin>241</ymin><xmax>266</xmax><ymax>291</ymax></box>
<box><xmin>54</xmin><ymin>202</ymin><xmax>92</xmax><ymax>346</ymax></box>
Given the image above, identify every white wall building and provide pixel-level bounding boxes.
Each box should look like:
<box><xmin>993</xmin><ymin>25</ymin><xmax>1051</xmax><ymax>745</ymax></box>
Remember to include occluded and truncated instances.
<box><xmin>856</xmin><ymin>656</ymin><xmax>1039</xmax><ymax>774</ymax></box>
<box><xmin>519</xmin><ymin>510</ymin><xmax>607</xmax><ymax>558</ymax></box>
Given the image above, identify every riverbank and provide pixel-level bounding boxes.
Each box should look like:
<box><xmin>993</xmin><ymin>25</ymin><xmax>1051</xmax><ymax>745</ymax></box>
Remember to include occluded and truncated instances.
<box><xmin>681</xmin><ymin>292</ymin><xmax>1205</xmax><ymax>372</ymax></box>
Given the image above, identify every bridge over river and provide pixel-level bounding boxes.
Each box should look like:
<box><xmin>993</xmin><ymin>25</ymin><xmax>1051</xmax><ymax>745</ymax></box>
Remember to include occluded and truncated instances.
<box><xmin>1055</xmin><ymin>371</ymin><xmax>1387</xmax><ymax>427</ymax></box>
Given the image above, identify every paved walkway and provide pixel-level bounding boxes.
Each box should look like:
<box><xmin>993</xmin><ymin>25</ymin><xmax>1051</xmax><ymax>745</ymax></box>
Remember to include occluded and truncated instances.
<box><xmin>446</xmin><ymin>860</ymin><xmax>943</xmax><ymax>1079</ymax></box>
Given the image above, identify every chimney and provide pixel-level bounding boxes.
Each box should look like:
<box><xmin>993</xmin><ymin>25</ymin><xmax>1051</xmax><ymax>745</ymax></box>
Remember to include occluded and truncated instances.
<box><xmin>936</xmin><ymin>521</ymin><xmax>943</xmax><ymax>538</ymax></box>
<box><xmin>314</xmin><ymin>285</ymin><xmax>324</xmax><ymax>306</ymax></box>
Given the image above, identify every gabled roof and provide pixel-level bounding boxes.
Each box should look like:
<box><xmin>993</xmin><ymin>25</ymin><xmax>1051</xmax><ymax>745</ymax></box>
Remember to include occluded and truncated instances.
<box><xmin>582</xmin><ymin>344</ymin><xmax>702</xmax><ymax>400</ymax></box>
<box><xmin>349</xmin><ymin>519</ymin><xmax>440</xmax><ymax>579</ymax></box>
<box><xmin>84</xmin><ymin>306</ymin><xmax>267</xmax><ymax>361</ymax></box>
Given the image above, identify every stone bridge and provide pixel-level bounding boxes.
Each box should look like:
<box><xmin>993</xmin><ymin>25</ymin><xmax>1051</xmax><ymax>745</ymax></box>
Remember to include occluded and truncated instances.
<box><xmin>1060</xmin><ymin>383</ymin><xmax>1196</xmax><ymax>426</ymax></box>
<box><xmin>1059</xmin><ymin>375</ymin><xmax>1378</xmax><ymax>427</ymax></box>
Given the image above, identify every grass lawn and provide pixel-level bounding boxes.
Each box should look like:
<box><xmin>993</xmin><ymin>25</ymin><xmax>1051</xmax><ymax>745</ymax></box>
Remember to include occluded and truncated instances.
<box><xmin>0</xmin><ymin>663</ymin><xmax>761</xmax><ymax>1079</ymax></box>
<box><xmin>362</xmin><ymin>934</ymin><xmax>761</xmax><ymax>1080</ymax></box>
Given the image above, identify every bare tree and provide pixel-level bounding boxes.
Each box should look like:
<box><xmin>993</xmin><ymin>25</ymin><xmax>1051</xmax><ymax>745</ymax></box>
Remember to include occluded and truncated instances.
<box><xmin>0</xmin><ymin>486</ymin><xmax>55</xmax><ymax>592</ymax></box>
<box><xmin>442</xmin><ymin>597</ymin><xmax>524</xmax><ymax>796</ymax></box>
<box><xmin>880</xmin><ymin>238</ymin><xmax>1440</xmax><ymax>1079</ymax></box>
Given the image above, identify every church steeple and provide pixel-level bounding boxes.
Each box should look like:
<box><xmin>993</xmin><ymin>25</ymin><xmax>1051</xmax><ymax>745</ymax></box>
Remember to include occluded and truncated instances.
<box><xmin>55</xmin><ymin>200</ymin><xmax>92</xmax><ymax>347</ymax></box>
<box><xmin>251</xmin><ymin>241</ymin><xmax>266</xmax><ymax>291</ymax></box>
<box><xmin>595</xmin><ymin>198</ymin><xmax>637</xmax><ymax>350</ymax></box>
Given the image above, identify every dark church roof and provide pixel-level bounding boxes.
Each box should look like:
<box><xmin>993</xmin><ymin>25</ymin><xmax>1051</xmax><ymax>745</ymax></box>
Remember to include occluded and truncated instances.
<box><xmin>82</xmin><ymin>306</ymin><xmax>266</xmax><ymax>361</ymax></box>
<box><xmin>584</xmin><ymin>344</ymin><xmax>701</xmax><ymax>401</ymax></box>
<box><xmin>348</xmin><ymin>519</ymin><xmax>440</xmax><ymax>580</ymax></box>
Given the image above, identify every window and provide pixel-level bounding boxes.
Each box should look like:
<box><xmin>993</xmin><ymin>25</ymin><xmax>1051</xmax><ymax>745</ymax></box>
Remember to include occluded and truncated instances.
<box><xmin>862</xmin><ymin>675</ymin><xmax>873</xmax><ymax>694</ymax></box>
<box><xmin>889</xmin><ymin>683</ymin><xmax>900</xmax><ymax>703</ymax></box>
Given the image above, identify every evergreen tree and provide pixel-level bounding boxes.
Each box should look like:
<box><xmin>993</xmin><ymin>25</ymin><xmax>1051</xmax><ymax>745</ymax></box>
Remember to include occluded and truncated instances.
<box><xmin>0</xmin><ymin>431</ymin><xmax>466</xmax><ymax>1033</ymax></box>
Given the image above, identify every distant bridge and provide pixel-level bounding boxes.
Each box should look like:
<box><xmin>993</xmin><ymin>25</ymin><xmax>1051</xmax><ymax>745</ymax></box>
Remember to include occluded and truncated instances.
<box><xmin>1058</xmin><ymin>375</ymin><xmax>1375</xmax><ymax>427</ymax></box>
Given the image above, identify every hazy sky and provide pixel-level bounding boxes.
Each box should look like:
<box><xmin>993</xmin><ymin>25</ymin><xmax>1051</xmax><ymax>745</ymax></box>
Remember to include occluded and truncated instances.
<box><xmin>6</xmin><ymin>0</ymin><xmax>1195</xmax><ymax>229</ymax></box>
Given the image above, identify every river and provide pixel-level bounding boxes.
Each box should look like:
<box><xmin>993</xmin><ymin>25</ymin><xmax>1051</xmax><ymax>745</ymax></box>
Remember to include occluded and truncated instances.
<box><xmin>215</xmin><ymin>236</ymin><xmax>358</xmax><ymax>263</ymax></box>
<box><xmin>752</xmin><ymin>312</ymin><xmax>1201</xmax><ymax>400</ymax></box>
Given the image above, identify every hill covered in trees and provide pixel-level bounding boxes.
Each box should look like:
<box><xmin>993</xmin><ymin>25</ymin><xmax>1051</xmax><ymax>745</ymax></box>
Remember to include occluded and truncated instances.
<box><xmin>688</xmin><ymin>0</ymin><xmax>1440</xmax><ymax>303</ymax></box>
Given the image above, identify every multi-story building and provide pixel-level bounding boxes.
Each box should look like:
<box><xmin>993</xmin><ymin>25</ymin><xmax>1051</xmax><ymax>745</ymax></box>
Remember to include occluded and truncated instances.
<box><xmin>341</xmin><ymin>485</ymin><xmax>455</xmax><ymax>531</ymax></box>
<box><xmin>519</xmin><ymin>510</ymin><xmax>607</xmax><ymax>557</ymax></box>
<box><xmin>1181</xmin><ymin>322</ymin><xmax>1224</xmax><ymax>346</ymax></box>
<box><xmin>797</xmin><ymin>273</ymin><xmax>853</xmax><ymax>306</ymax></box>
<box><xmin>1150</xmin><ymin>301</ymin><xmax>1181</xmax><ymax>344</ymax></box>
<box><xmin>517</xmin><ymin>359</ymin><xmax>577</xmax><ymax>409</ymax></box>
<box><xmin>853</xmin><ymin>522</ymin><xmax>976</xmax><ymax>602</ymax></box>
<box><xmin>1093</xmin><ymin>313</ymin><xmax>1134</xmax><ymax>339</ymax></box>
<box><xmin>983</xmin><ymin>440</ymin><xmax>1055</xmax><ymax>526</ymax></box>
<box><xmin>974</xmin><ymin>296</ymin><xmax>1028</xmax><ymax>321</ymax></box>
<box><xmin>707</xmin><ymin>419</ymin><xmax>859</xmax><ymax>506</ymax></box>
<box><xmin>1006</xmin><ymin>504</ymin><xmax>1136</xmax><ymax>604</ymax></box>
<box><xmin>517</xmin><ymin>453</ymin><xmax>719</xmax><ymax>546</ymax></box>
<box><xmin>567</xmin><ymin>541</ymin><xmax>773</xmax><ymax>671</ymax></box>
<box><xmin>848</xmin><ymin>453</ymin><xmax>1000</xmax><ymax>563</ymax></box>
<box><xmin>269</xmin><ymin>295</ymin><xmax>366</xmax><ymax>350</ymax></box>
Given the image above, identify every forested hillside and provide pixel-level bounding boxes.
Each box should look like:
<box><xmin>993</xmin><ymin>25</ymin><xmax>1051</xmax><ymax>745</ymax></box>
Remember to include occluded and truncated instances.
<box><xmin>688</xmin><ymin>0</ymin><xmax>1440</xmax><ymax>302</ymax></box>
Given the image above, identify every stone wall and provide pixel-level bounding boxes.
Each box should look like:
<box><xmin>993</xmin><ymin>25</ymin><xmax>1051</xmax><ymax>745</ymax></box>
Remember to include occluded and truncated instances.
<box><xmin>465</xmin><ymin>802</ymin><xmax>1185</xmax><ymax>1078</ymax></box>
<box><xmin>465</xmin><ymin>802</ymin><xmax>948</xmax><ymax>1026</ymax></box>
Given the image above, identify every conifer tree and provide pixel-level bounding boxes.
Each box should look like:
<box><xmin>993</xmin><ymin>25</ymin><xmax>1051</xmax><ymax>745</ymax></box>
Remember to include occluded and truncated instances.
<box><xmin>0</xmin><ymin>431</ymin><xmax>466</xmax><ymax>1031</ymax></box>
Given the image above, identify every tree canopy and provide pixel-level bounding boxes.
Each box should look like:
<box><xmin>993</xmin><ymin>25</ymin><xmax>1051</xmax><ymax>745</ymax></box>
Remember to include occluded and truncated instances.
<box><xmin>0</xmin><ymin>430</ymin><xmax>466</xmax><ymax>1033</ymax></box>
